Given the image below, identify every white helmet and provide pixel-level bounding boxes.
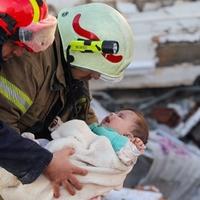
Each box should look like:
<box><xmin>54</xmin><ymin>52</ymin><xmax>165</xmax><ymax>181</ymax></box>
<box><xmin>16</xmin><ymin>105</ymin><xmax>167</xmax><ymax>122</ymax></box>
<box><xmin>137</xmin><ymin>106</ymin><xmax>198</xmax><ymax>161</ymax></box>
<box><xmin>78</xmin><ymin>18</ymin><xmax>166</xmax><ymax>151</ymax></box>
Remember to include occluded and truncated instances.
<box><xmin>58</xmin><ymin>3</ymin><xmax>133</xmax><ymax>81</ymax></box>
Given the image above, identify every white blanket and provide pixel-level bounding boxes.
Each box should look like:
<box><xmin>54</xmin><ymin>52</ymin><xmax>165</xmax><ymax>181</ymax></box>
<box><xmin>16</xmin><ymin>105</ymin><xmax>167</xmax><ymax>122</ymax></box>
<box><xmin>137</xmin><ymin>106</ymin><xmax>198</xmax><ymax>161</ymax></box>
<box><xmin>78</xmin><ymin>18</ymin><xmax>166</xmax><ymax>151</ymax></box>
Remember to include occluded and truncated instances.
<box><xmin>0</xmin><ymin>120</ymin><xmax>134</xmax><ymax>200</ymax></box>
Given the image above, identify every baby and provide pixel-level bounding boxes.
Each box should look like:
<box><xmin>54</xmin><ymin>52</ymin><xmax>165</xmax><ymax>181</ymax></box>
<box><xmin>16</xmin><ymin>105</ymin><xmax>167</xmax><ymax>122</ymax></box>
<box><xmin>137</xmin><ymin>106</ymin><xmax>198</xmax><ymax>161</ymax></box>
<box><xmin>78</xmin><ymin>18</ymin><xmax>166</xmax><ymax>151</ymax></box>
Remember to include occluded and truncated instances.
<box><xmin>0</xmin><ymin>109</ymin><xmax>149</xmax><ymax>200</ymax></box>
<box><xmin>51</xmin><ymin>109</ymin><xmax>148</xmax><ymax>167</ymax></box>
<box><xmin>51</xmin><ymin>109</ymin><xmax>148</xmax><ymax>200</ymax></box>
<box><xmin>91</xmin><ymin>109</ymin><xmax>148</xmax><ymax>164</ymax></box>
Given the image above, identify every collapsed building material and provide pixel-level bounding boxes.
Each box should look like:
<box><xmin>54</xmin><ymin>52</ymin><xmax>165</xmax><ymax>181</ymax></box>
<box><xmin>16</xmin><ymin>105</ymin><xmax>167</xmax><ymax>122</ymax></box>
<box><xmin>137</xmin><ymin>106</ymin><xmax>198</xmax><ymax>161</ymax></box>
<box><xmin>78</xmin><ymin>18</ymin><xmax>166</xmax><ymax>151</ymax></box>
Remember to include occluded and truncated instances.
<box><xmin>150</xmin><ymin>107</ymin><xmax>181</xmax><ymax>128</ymax></box>
<box><xmin>125</xmin><ymin>131</ymin><xmax>200</xmax><ymax>200</ymax></box>
<box><xmin>104</xmin><ymin>187</ymin><xmax>165</xmax><ymax>200</ymax></box>
<box><xmin>91</xmin><ymin>1</ymin><xmax>200</xmax><ymax>90</ymax></box>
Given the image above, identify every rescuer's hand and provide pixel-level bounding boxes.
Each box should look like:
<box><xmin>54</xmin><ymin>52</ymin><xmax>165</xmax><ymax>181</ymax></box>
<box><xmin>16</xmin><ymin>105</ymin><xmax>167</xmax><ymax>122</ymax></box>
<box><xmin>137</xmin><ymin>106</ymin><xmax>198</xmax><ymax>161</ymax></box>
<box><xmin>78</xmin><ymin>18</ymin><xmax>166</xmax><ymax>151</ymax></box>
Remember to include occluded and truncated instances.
<box><xmin>44</xmin><ymin>147</ymin><xmax>87</xmax><ymax>198</ymax></box>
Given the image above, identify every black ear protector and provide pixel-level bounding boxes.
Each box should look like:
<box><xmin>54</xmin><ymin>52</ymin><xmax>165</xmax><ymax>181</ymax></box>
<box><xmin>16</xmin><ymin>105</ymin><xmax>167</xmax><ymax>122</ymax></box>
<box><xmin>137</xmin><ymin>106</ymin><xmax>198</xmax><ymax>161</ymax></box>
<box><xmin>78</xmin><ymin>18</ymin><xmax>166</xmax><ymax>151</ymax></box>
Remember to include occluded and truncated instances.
<box><xmin>68</xmin><ymin>54</ymin><xmax>75</xmax><ymax>63</ymax></box>
<box><xmin>65</xmin><ymin>45</ymin><xmax>74</xmax><ymax>64</ymax></box>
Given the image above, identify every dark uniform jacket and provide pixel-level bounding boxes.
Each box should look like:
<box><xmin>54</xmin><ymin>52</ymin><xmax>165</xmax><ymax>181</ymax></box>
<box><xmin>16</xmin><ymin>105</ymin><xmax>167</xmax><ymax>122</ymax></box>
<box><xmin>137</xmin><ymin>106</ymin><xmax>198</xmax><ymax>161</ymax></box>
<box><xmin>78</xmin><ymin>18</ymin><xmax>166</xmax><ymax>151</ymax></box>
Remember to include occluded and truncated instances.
<box><xmin>0</xmin><ymin>30</ymin><xmax>97</xmax><ymax>183</ymax></box>
<box><xmin>0</xmin><ymin>121</ymin><xmax>52</xmax><ymax>184</ymax></box>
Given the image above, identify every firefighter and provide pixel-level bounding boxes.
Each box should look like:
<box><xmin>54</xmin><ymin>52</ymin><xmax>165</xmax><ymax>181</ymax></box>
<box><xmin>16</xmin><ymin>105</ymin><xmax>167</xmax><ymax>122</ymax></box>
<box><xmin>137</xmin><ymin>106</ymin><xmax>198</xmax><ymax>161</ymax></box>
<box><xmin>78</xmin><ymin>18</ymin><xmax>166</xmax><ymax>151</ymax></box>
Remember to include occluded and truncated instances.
<box><xmin>0</xmin><ymin>0</ymin><xmax>83</xmax><ymax>199</ymax></box>
<box><xmin>0</xmin><ymin>3</ymin><xmax>133</xmax><ymax>198</ymax></box>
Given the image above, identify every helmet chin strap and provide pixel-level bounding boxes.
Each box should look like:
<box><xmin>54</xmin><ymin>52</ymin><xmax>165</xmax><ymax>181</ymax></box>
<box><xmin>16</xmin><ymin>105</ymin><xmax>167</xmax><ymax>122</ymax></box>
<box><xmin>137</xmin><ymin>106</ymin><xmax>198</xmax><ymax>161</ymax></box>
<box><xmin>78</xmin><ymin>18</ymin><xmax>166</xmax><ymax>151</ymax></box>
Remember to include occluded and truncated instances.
<box><xmin>0</xmin><ymin>14</ymin><xmax>16</xmax><ymax>65</ymax></box>
<box><xmin>0</xmin><ymin>28</ymin><xmax>7</xmax><ymax>65</ymax></box>
<box><xmin>66</xmin><ymin>45</ymin><xmax>75</xmax><ymax>64</ymax></box>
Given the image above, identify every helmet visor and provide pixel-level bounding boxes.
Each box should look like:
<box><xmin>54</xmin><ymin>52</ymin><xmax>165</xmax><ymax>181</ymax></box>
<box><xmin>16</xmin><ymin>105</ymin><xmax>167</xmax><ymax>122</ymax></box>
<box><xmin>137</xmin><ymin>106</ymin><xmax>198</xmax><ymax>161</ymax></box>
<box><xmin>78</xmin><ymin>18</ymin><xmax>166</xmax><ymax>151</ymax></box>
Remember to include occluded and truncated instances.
<box><xmin>18</xmin><ymin>15</ymin><xmax>57</xmax><ymax>52</ymax></box>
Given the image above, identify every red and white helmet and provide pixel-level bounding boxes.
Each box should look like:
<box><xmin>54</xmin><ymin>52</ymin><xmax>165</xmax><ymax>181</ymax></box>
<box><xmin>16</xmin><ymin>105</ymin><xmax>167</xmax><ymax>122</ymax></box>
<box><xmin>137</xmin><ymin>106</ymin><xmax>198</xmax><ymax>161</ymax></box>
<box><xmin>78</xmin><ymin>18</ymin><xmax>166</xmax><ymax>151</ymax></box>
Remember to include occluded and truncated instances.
<box><xmin>0</xmin><ymin>0</ymin><xmax>47</xmax><ymax>36</ymax></box>
<box><xmin>0</xmin><ymin>0</ymin><xmax>57</xmax><ymax>52</ymax></box>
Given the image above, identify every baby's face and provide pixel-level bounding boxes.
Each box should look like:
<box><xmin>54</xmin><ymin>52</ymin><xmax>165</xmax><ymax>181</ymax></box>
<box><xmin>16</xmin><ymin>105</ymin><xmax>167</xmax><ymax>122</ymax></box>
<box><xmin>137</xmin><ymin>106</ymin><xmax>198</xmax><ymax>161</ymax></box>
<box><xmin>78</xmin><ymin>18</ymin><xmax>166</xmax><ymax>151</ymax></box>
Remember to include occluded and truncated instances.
<box><xmin>101</xmin><ymin>110</ymin><xmax>138</xmax><ymax>138</ymax></box>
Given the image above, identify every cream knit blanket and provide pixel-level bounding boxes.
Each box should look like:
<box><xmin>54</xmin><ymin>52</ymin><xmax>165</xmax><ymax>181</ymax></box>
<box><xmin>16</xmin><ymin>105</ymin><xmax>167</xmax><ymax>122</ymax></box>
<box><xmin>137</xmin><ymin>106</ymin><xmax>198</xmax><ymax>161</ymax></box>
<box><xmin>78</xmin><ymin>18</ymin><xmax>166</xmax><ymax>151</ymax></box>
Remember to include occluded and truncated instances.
<box><xmin>0</xmin><ymin>120</ymin><xmax>135</xmax><ymax>200</ymax></box>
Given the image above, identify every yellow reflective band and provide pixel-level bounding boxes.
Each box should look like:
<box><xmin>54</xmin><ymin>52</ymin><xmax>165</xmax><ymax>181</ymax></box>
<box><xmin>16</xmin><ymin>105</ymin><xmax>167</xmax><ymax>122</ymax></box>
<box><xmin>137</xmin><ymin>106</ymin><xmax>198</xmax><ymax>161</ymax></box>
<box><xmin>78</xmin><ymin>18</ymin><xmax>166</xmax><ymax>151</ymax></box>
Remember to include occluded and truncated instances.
<box><xmin>0</xmin><ymin>76</ymin><xmax>33</xmax><ymax>114</ymax></box>
<box><xmin>29</xmin><ymin>0</ymin><xmax>40</xmax><ymax>22</ymax></box>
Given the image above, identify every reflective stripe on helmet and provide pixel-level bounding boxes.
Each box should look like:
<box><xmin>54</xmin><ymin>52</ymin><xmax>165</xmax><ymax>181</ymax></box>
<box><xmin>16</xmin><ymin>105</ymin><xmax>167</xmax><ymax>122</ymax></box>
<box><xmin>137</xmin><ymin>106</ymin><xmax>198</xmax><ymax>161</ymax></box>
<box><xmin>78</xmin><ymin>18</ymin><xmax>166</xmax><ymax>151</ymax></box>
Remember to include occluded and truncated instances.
<box><xmin>29</xmin><ymin>0</ymin><xmax>40</xmax><ymax>22</ymax></box>
<box><xmin>0</xmin><ymin>75</ymin><xmax>33</xmax><ymax>113</ymax></box>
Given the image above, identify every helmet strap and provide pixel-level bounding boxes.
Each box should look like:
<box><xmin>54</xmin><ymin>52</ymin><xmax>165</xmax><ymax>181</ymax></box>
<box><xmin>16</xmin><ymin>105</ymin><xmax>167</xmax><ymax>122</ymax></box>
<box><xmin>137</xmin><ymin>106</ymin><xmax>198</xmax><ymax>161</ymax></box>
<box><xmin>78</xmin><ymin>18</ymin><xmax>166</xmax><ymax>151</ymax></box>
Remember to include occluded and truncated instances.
<box><xmin>66</xmin><ymin>45</ymin><xmax>75</xmax><ymax>63</ymax></box>
<box><xmin>60</xmin><ymin>44</ymin><xmax>88</xmax><ymax>119</ymax></box>
<box><xmin>0</xmin><ymin>13</ymin><xmax>16</xmax><ymax>34</ymax></box>
<box><xmin>0</xmin><ymin>27</ymin><xmax>8</xmax><ymax>45</ymax></box>
<box><xmin>0</xmin><ymin>44</ymin><xmax>4</xmax><ymax>65</ymax></box>
<box><xmin>0</xmin><ymin>14</ymin><xmax>18</xmax><ymax>56</ymax></box>
<box><xmin>0</xmin><ymin>27</ymin><xmax>8</xmax><ymax>65</ymax></box>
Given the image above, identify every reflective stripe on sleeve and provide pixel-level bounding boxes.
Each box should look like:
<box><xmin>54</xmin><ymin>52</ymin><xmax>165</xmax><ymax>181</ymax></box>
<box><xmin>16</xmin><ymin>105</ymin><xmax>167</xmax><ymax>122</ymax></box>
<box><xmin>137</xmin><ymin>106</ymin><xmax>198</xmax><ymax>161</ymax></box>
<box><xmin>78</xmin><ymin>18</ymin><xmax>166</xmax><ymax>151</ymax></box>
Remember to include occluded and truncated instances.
<box><xmin>0</xmin><ymin>75</ymin><xmax>33</xmax><ymax>113</ymax></box>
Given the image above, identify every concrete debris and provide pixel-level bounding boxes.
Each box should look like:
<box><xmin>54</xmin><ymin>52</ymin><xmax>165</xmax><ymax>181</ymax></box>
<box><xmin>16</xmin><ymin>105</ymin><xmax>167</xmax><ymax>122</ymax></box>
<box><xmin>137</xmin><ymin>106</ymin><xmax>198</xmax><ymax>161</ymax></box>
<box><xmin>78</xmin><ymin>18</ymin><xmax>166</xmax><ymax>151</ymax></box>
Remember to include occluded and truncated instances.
<box><xmin>124</xmin><ymin>0</ymin><xmax>200</xmax><ymax>12</ymax></box>
<box><xmin>89</xmin><ymin>1</ymin><xmax>200</xmax><ymax>89</ymax></box>
<box><xmin>92</xmin><ymin>85</ymin><xmax>200</xmax><ymax>200</ymax></box>
<box><xmin>116</xmin><ymin>1</ymin><xmax>139</xmax><ymax>18</ymax></box>
<box><xmin>104</xmin><ymin>187</ymin><xmax>165</xmax><ymax>200</ymax></box>
<box><xmin>177</xmin><ymin>107</ymin><xmax>200</xmax><ymax>137</ymax></box>
<box><xmin>189</xmin><ymin>124</ymin><xmax>200</xmax><ymax>147</ymax></box>
<box><xmin>138</xmin><ymin>130</ymin><xmax>200</xmax><ymax>200</ymax></box>
<box><xmin>150</xmin><ymin>107</ymin><xmax>181</xmax><ymax>128</ymax></box>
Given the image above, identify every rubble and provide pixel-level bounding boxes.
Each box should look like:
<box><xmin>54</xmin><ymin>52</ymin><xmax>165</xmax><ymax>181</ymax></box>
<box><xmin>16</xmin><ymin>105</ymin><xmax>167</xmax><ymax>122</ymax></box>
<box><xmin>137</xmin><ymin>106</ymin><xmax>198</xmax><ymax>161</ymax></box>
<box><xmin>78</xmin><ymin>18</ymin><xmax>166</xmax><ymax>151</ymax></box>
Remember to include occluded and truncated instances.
<box><xmin>104</xmin><ymin>187</ymin><xmax>165</xmax><ymax>200</ymax></box>
<box><xmin>92</xmin><ymin>85</ymin><xmax>200</xmax><ymax>200</ymax></box>
<box><xmin>91</xmin><ymin>1</ymin><xmax>200</xmax><ymax>89</ymax></box>
<box><xmin>150</xmin><ymin>107</ymin><xmax>181</xmax><ymax>128</ymax></box>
